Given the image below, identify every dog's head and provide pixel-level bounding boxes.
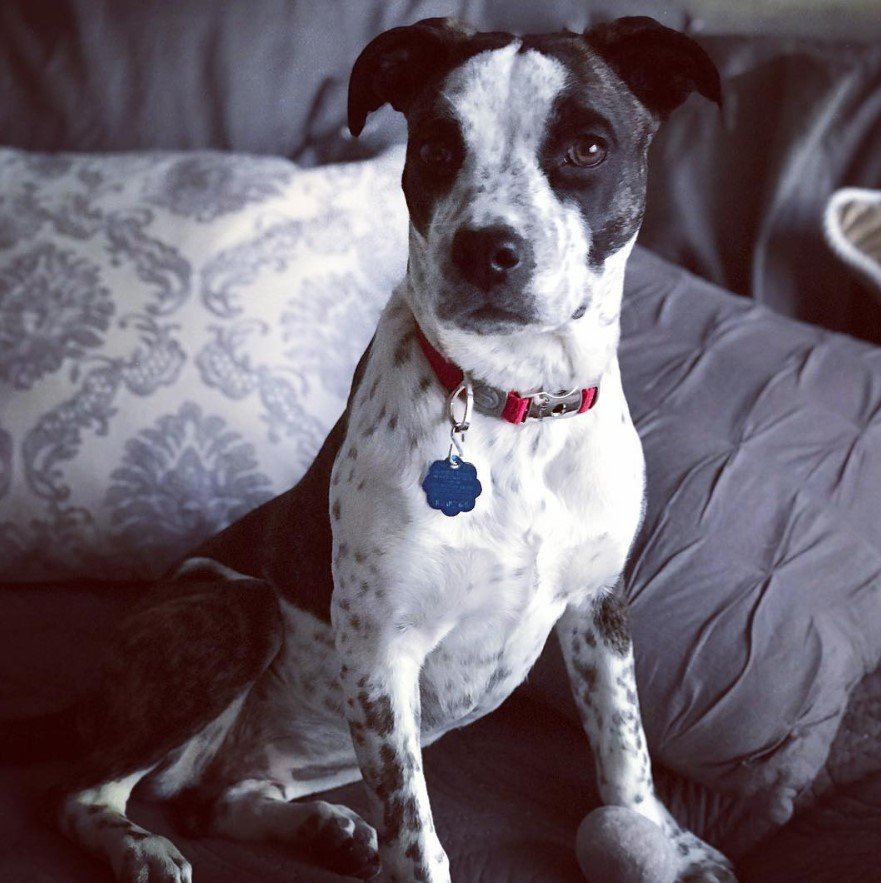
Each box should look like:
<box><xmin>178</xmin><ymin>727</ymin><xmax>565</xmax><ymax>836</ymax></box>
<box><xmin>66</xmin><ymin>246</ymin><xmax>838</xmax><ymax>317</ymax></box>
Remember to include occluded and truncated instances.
<box><xmin>349</xmin><ymin>16</ymin><xmax>719</xmax><ymax>349</ymax></box>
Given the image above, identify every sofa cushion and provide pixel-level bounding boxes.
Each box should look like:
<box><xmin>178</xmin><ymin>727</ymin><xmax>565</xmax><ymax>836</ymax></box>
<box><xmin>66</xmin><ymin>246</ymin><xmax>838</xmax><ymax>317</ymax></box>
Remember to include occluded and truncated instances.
<box><xmin>525</xmin><ymin>245</ymin><xmax>881</xmax><ymax>853</ymax></box>
<box><xmin>0</xmin><ymin>146</ymin><xmax>406</xmax><ymax>580</ymax></box>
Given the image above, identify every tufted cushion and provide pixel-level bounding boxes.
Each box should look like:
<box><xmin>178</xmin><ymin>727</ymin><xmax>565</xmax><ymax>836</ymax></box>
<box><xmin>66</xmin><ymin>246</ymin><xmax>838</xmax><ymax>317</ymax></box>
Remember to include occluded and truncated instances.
<box><xmin>0</xmin><ymin>146</ymin><xmax>407</xmax><ymax>580</ymax></box>
<box><xmin>626</xmin><ymin>248</ymin><xmax>881</xmax><ymax>849</ymax></box>
<box><xmin>527</xmin><ymin>246</ymin><xmax>881</xmax><ymax>853</ymax></box>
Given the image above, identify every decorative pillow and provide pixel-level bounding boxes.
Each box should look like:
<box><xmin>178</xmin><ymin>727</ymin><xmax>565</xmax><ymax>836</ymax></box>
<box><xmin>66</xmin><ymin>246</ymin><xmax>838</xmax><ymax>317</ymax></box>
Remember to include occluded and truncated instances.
<box><xmin>0</xmin><ymin>146</ymin><xmax>407</xmax><ymax>580</ymax></box>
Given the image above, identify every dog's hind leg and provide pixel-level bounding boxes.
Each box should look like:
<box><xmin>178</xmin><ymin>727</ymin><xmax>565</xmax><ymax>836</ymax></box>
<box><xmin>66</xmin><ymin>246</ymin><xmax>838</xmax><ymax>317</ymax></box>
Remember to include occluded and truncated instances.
<box><xmin>57</xmin><ymin>577</ymin><xmax>282</xmax><ymax>883</ymax></box>
<box><xmin>192</xmin><ymin>780</ymin><xmax>380</xmax><ymax>879</ymax></box>
<box><xmin>59</xmin><ymin>766</ymin><xmax>192</xmax><ymax>883</ymax></box>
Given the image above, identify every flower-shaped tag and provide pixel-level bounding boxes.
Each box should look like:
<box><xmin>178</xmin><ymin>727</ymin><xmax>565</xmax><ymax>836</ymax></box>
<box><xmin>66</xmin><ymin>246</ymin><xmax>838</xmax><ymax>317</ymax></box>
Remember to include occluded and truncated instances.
<box><xmin>422</xmin><ymin>456</ymin><xmax>482</xmax><ymax>516</ymax></box>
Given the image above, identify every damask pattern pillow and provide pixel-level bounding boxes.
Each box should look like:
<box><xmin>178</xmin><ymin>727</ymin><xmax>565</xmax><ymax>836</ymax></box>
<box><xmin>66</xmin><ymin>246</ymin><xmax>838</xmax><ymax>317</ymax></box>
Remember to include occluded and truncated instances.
<box><xmin>0</xmin><ymin>146</ymin><xmax>408</xmax><ymax>580</ymax></box>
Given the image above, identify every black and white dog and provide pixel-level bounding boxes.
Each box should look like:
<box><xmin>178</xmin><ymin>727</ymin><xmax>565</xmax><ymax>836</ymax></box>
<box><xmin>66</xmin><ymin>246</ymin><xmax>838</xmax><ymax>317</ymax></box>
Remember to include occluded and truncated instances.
<box><xmin>43</xmin><ymin>16</ymin><xmax>735</xmax><ymax>883</ymax></box>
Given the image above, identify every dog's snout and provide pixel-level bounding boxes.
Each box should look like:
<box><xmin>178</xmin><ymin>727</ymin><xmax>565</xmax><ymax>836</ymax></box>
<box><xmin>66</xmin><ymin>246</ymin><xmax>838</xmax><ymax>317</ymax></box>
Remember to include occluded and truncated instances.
<box><xmin>451</xmin><ymin>226</ymin><xmax>528</xmax><ymax>292</ymax></box>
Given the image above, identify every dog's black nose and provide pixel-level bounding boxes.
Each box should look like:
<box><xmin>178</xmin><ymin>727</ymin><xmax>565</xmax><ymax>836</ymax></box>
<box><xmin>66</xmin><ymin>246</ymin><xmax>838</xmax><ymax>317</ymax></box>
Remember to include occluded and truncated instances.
<box><xmin>451</xmin><ymin>225</ymin><xmax>528</xmax><ymax>292</ymax></box>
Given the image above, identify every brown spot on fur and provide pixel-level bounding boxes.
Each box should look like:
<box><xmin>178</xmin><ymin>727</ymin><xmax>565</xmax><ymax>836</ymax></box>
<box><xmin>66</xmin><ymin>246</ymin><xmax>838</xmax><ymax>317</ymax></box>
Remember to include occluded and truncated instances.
<box><xmin>592</xmin><ymin>592</ymin><xmax>631</xmax><ymax>655</ymax></box>
<box><xmin>575</xmin><ymin>660</ymin><xmax>598</xmax><ymax>691</ymax></box>
<box><xmin>358</xmin><ymin>692</ymin><xmax>394</xmax><ymax>736</ymax></box>
<box><xmin>375</xmin><ymin>744</ymin><xmax>405</xmax><ymax>800</ymax></box>
<box><xmin>405</xmin><ymin>839</ymin><xmax>431</xmax><ymax>881</ymax></box>
<box><xmin>72</xmin><ymin>578</ymin><xmax>281</xmax><ymax>787</ymax></box>
<box><xmin>393</xmin><ymin>331</ymin><xmax>415</xmax><ymax>366</ymax></box>
<box><xmin>385</xmin><ymin>792</ymin><xmax>419</xmax><ymax>841</ymax></box>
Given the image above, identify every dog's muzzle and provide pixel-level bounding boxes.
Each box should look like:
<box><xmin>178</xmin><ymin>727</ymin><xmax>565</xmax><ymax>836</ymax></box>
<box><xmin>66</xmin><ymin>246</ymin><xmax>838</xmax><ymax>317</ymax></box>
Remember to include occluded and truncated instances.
<box><xmin>447</xmin><ymin>224</ymin><xmax>537</xmax><ymax>327</ymax></box>
<box><xmin>451</xmin><ymin>225</ymin><xmax>529</xmax><ymax>291</ymax></box>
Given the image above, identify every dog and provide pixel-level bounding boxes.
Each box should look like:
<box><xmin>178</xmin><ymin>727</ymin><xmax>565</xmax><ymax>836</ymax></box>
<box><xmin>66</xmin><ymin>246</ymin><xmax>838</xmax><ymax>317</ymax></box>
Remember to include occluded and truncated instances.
<box><xmin>29</xmin><ymin>16</ymin><xmax>736</xmax><ymax>883</ymax></box>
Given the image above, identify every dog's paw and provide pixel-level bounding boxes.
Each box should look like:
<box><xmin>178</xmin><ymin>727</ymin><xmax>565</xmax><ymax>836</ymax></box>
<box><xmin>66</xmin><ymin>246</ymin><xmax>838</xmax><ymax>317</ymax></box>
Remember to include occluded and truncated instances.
<box><xmin>112</xmin><ymin>833</ymin><xmax>192</xmax><ymax>883</ymax></box>
<box><xmin>300</xmin><ymin>801</ymin><xmax>380</xmax><ymax>879</ymax></box>
<box><xmin>680</xmin><ymin>865</ymin><xmax>738</xmax><ymax>883</ymax></box>
<box><xmin>673</xmin><ymin>829</ymin><xmax>738</xmax><ymax>883</ymax></box>
<box><xmin>380</xmin><ymin>831</ymin><xmax>450</xmax><ymax>883</ymax></box>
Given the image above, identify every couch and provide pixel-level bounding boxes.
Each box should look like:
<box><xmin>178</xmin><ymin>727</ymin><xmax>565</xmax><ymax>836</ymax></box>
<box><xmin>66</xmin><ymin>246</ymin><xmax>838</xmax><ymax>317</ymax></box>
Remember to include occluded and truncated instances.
<box><xmin>2</xmin><ymin>2</ymin><xmax>881</xmax><ymax>881</ymax></box>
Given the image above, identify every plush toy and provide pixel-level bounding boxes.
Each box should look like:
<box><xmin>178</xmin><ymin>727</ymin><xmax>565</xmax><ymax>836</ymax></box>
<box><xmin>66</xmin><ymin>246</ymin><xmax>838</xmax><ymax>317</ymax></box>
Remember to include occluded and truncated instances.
<box><xmin>576</xmin><ymin>806</ymin><xmax>678</xmax><ymax>883</ymax></box>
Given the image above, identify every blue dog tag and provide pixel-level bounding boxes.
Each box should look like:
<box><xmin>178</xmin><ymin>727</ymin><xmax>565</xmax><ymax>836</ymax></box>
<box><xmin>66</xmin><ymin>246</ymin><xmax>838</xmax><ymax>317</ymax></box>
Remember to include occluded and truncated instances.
<box><xmin>422</xmin><ymin>456</ymin><xmax>482</xmax><ymax>516</ymax></box>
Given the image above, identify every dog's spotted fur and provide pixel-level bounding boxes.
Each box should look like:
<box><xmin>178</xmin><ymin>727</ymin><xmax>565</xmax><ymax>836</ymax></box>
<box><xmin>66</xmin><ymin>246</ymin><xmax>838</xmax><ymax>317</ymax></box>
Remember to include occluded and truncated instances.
<box><xmin>50</xmin><ymin>17</ymin><xmax>734</xmax><ymax>883</ymax></box>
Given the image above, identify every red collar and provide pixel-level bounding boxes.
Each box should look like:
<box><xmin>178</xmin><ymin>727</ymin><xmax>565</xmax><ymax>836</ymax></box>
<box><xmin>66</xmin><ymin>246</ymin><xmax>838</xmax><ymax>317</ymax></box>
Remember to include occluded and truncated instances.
<box><xmin>414</xmin><ymin>327</ymin><xmax>598</xmax><ymax>424</ymax></box>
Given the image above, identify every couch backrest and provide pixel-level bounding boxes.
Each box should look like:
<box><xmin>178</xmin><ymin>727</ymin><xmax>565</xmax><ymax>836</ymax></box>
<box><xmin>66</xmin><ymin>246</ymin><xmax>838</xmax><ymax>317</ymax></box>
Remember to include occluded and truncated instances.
<box><xmin>2</xmin><ymin>0</ymin><xmax>881</xmax><ymax>340</ymax></box>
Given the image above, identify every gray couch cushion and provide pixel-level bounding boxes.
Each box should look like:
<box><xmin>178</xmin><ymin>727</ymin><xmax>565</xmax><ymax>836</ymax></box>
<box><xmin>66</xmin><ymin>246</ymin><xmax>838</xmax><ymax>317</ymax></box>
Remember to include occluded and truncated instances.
<box><xmin>1</xmin><ymin>0</ymin><xmax>658</xmax><ymax>161</ymax></box>
<box><xmin>526</xmin><ymin>246</ymin><xmax>881</xmax><ymax>854</ymax></box>
<box><xmin>625</xmin><ymin>245</ymin><xmax>881</xmax><ymax>839</ymax></box>
<box><xmin>738</xmin><ymin>771</ymin><xmax>881</xmax><ymax>882</ymax></box>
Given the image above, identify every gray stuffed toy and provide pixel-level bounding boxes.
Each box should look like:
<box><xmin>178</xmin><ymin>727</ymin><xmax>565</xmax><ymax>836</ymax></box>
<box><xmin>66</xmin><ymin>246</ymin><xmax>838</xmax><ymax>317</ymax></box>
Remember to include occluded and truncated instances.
<box><xmin>576</xmin><ymin>807</ymin><xmax>678</xmax><ymax>883</ymax></box>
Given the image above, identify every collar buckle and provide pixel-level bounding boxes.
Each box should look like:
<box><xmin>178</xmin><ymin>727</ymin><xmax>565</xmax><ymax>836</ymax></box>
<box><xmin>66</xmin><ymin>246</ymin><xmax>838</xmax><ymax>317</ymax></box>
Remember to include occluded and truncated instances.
<box><xmin>525</xmin><ymin>388</ymin><xmax>585</xmax><ymax>421</ymax></box>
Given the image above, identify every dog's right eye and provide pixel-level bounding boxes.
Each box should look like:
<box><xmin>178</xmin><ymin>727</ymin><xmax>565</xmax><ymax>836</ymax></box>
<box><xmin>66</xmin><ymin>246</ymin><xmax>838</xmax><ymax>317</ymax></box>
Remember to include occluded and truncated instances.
<box><xmin>563</xmin><ymin>135</ymin><xmax>608</xmax><ymax>169</ymax></box>
<box><xmin>419</xmin><ymin>141</ymin><xmax>453</xmax><ymax>166</ymax></box>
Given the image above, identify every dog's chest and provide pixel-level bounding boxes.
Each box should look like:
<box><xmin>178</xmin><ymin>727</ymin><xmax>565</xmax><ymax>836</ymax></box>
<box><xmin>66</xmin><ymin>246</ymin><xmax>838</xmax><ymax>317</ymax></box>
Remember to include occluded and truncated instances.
<box><xmin>408</xmin><ymin>422</ymin><xmax>637</xmax><ymax>721</ymax></box>
<box><xmin>327</xmin><ymin>307</ymin><xmax>645</xmax><ymax>729</ymax></box>
<box><xmin>393</xmin><ymin>387</ymin><xmax>643</xmax><ymax>606</ymax></box>
<box><xmin>416</xmin><ymin>540</ymin><xmax>565</xmax><ymax>732</ymax></box>
<box><xmin>333</xmin><ymin>373</ymin><xmax>641</xmax><ymax>713</ymax></box>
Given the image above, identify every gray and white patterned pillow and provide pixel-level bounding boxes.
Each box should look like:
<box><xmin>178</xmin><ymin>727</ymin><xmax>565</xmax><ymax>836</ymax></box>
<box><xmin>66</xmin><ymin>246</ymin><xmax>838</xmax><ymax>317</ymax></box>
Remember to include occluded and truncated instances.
<box><xmin>0</xmin><ymin>146</ymin><xmax>408</xmax><ymax>580</ymax></box>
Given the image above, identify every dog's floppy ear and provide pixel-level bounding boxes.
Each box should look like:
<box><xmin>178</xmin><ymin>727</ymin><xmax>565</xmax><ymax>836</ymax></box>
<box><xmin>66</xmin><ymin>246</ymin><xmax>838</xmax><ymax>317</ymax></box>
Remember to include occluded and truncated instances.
<box><xmin>585</xmin><ymin>16</ymin><xmax>721</xmax><ymax>118</ymax></box>
<box><xmin>348</xmin><ymin>18</ymin><xmax>469</xmax><ymax>137</ymax></box>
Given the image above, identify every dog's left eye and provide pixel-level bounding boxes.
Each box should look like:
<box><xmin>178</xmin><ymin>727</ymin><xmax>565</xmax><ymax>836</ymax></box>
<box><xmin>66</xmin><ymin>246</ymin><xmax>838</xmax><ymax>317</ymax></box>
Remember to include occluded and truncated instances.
<box><xmin>564</xmin><ymin>136</ymin><xmax>608</xmax><ymax>168</ymax></box>
<box><xmin>419</xmin><ymin>141</ymin><xmax>453</xmax><ymax>166</ymax></box>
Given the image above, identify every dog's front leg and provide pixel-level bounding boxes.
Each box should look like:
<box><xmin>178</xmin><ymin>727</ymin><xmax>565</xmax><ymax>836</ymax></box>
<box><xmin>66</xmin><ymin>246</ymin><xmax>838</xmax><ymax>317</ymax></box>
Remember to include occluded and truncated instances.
<box><xmin>557</xmin><ymin>588</ymin><xmax>737</xmax><ymax>883</ymax></box>
<box><xmin>335</xmin><ymin>630</ymin><xmax>449</xmax><ymax>883</ymax></box>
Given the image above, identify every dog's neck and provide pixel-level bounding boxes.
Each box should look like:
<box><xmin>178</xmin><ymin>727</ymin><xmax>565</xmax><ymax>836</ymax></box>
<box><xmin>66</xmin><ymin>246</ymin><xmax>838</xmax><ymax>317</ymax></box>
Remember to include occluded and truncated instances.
<box><xmin>400</xmin><ymin>236</ymin><xmax>632</xmax><ymax>395</ymax></box>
